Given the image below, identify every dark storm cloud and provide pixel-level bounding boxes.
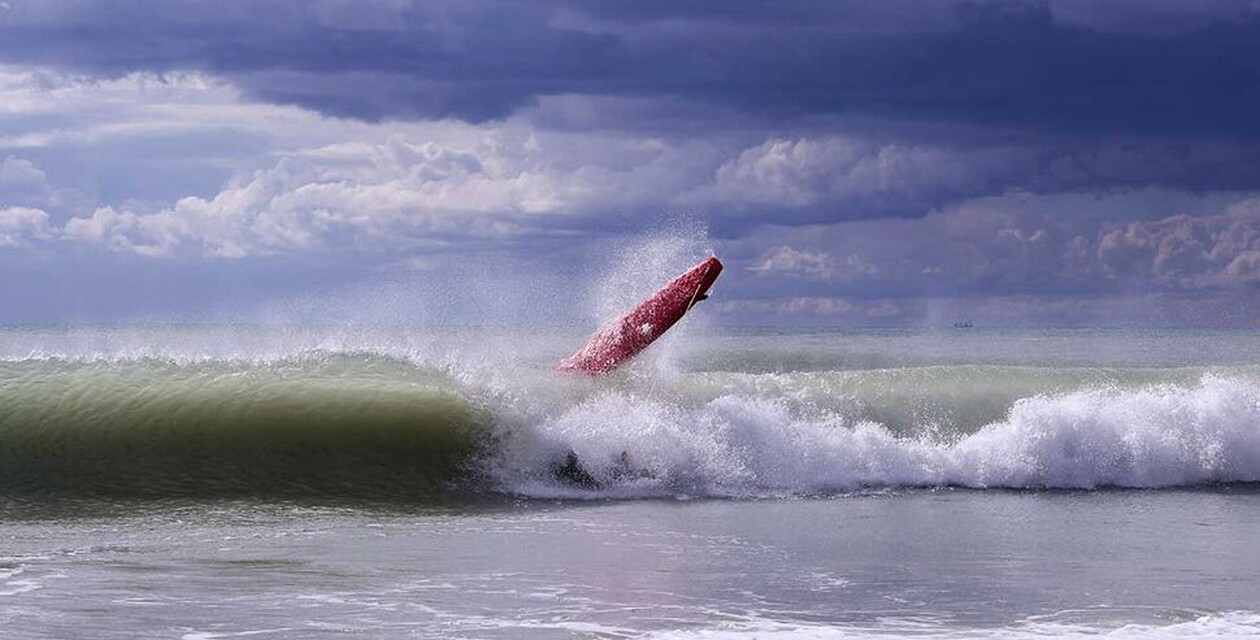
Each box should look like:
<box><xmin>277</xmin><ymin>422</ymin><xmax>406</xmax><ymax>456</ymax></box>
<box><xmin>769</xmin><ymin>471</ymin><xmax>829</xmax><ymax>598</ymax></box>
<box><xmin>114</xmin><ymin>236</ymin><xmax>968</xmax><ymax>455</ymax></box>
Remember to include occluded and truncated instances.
<box><xmin>3</xmin><ymin>0</ymin><xmax>1260</xmax><ymax>135</ymax></box>
<box><xmin>685</xmin><ymin>135</ymin><xmax>1260</xmax><ymax>236</ymax></box>
<box><xmin>1</xmin><ymin>0</ymin><xmax>1257</xmax><ymax>328</ymax></box>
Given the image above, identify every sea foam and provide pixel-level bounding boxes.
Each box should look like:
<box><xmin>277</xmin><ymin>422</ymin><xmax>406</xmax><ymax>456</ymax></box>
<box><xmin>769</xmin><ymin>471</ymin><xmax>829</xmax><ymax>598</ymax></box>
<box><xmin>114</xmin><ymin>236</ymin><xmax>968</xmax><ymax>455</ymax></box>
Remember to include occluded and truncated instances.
<box><xmin>641</xmin><ymin>611</ymin><xmax>1260</xmax><ymax>640</ymax></box>
<box><xmin>506</xmin><ymin>374</ymin><xmax>1260</xmax><ymax>496</ymax></box>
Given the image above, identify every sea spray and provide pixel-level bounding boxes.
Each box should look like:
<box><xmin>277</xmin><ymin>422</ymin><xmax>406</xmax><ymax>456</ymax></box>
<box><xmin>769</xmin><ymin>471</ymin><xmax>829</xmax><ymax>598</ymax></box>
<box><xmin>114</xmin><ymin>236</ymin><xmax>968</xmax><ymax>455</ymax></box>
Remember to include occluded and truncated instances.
<box><xmin>586</xmin><ymin>227</ymin><xmax>717</xmax><ymax>377</ymax></box>
<box><xmin>2</xmin><ymin>325</ymin><xmax>1259</xmax><ymax>499</ymax></box>
<box><xmin>501</xmin><ymin>373</ymin><xmax>1260</xmax><ymax>496</ymax></box>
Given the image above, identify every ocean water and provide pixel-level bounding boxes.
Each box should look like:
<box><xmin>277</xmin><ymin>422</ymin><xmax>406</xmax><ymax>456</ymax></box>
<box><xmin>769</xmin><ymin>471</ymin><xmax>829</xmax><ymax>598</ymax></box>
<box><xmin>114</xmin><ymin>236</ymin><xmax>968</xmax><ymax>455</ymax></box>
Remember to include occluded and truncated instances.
<box><xmin>2</xmin><ymin>324</ymin><xmax>1259</xmax><ymax>638</ymax></box>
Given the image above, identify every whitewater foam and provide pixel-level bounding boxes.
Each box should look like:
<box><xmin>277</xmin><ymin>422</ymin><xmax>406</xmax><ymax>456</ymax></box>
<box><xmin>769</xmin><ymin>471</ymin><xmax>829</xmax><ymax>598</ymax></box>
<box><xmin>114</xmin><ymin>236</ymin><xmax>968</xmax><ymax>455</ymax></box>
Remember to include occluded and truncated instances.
<box><xmin>642</xmin><ymin>611</ymin><xmax>1260</xmax><ymax>640</ymax></box>
<box><xmin>1</xmin><ymin>324</ymin><xmax>1258</xmax><ymax>499</ymax></box>
<box><xmin>502</xmin><ymin>373</ymin><xmax>1260</xmax><ymax>496</ymax></box>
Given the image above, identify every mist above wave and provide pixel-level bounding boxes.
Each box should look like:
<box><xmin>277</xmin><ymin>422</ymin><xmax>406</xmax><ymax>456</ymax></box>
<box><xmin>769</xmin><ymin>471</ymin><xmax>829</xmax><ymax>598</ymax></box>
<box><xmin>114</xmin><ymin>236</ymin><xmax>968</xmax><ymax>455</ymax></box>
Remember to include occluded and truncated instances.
<box><xmin>1</xmin><ymin>229</ymin><xmax>1257</xmax><ymax>499</ymax></box>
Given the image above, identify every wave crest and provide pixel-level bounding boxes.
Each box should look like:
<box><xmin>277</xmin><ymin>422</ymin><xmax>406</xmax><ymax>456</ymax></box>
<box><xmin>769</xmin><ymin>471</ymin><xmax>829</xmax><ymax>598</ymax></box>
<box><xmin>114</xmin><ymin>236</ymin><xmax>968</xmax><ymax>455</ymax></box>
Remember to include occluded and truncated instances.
<box><xmin>0</xmin><ymin>355</ymin><xmax>491</xmax><ymax>498</ymax></box>
<box><xmin>3</xmin><ymin>350</ymin><xmax>1258</xmax><ymax>499</ymax></box>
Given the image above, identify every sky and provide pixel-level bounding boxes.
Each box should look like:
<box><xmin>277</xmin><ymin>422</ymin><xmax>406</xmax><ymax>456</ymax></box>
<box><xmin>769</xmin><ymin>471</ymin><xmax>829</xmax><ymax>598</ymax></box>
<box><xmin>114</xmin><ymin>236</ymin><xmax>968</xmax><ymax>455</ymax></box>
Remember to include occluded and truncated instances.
<box><xmin>1</xmin><ymin>0</ymin><xmax>1259</xmax><ymax>327</ymax></box>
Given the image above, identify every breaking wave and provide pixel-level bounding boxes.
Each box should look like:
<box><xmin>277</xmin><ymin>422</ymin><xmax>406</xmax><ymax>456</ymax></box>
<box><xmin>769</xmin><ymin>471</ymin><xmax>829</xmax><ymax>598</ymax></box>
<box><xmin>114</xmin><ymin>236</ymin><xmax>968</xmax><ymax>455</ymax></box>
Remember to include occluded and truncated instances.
<box><xmin>506</xmin><ymin>371</ymin><xmax>1260</xmax><ymax>497</ymax></box>
<box><xmin>1</xmin><ymin>338</ymin><xmax>1258</xmax><ymax>499</ymax></box>
<box><xmin>0</xmin><ymin>354</ymin><xmax>491</xmax><ymax>498</ymax></box>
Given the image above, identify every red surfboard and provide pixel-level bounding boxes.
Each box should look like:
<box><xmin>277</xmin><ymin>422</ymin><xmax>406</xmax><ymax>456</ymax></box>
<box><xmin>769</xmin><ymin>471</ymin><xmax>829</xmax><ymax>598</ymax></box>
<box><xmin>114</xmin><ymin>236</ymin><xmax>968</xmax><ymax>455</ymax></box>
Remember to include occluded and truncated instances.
<box><xmin>558</xmin><ymin>256</ymin><xmax>723</xmax><ymax>375</ymax></box>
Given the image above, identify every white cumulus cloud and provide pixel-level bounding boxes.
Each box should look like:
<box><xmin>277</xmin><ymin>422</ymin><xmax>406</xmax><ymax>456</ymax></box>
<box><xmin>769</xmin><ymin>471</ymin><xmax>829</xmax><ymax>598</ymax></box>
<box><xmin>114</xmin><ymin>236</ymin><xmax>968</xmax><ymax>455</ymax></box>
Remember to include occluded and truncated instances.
<box><xmin>700</xmin><ymin>137</ymin><xmax>1032</xmax><ymax>211</ymax></box>
<box><xmin>59</xmin><ymin>135</ymin><xmax>642</xmax><ymax>257</ymax></box>
<box><xmin>0</xmin><ymin>206</ymin><xmax>51</xmax><ymax>247</ymax></box>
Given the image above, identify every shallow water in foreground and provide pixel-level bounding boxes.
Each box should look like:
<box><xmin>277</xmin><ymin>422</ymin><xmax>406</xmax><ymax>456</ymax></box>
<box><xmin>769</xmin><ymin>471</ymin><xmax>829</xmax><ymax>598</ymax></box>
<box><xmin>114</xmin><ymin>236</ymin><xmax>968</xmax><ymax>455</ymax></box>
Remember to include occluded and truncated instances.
<box><xmin>3</xmin><ymin>491</ymin><xmax>1259</xmax><ymax>638</ymax></box>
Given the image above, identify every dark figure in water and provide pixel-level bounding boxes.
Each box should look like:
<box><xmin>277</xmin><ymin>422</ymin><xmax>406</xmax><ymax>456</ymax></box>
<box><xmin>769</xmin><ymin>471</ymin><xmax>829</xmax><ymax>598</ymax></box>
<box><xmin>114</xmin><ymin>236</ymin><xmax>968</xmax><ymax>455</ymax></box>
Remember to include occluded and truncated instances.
<box><xmin>552</xmin><ymin>451</ymin><xmax>599</xmax><ymax>489</ymax></box>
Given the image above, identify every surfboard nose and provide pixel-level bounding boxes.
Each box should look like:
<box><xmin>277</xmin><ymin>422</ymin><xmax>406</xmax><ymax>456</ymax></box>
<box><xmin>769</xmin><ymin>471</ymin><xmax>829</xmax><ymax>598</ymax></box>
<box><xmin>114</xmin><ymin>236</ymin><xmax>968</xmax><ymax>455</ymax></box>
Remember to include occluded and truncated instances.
<box><xmin>699</xmin><ymin>256</ymin><xmax>723</xmax><ymax>290</ymax></box>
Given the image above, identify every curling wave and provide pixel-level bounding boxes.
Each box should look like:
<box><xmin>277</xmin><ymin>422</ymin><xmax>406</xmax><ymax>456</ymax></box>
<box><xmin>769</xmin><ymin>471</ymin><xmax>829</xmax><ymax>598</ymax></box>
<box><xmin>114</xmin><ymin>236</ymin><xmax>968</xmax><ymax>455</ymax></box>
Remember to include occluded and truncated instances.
<box><xmin>0</xmin><ymin>354</ymin><xmax>491</xmax><ymax>498</ymax></box>
<box><xmin>2</xmin><ymin>345</ymin><xmax>1259</xmax><ymax>499</ymax></box>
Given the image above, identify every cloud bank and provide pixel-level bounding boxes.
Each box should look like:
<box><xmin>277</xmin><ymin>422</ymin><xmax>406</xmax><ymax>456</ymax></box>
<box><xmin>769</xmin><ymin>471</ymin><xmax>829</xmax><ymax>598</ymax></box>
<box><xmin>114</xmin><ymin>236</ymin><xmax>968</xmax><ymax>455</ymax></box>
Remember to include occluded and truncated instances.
<box><xmin>0</xmin><ymin>1</ymin><xmax>1257</xmax><ymax>325</ymax></box>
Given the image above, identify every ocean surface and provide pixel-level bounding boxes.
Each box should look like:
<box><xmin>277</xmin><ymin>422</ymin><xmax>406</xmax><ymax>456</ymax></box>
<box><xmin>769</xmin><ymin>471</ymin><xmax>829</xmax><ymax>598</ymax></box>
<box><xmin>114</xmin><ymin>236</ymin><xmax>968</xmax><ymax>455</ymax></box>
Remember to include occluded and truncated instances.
<box><xmin>2</xmin><ymin>324</ymin><xmax>1259</xmax><ymax>638</ymax></box>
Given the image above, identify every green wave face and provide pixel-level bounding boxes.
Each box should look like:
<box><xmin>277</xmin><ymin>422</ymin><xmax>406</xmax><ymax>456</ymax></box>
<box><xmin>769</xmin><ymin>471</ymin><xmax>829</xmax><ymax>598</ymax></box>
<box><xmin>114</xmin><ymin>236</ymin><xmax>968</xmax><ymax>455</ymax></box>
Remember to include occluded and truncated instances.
<box><xmin>0</xmin><ymin>355</ymin><xmax>492</xmax><ymax>499</ymax></box>
<box><xmin>3</xmin><ymin>329</ymin><xmax>1259</xmax><ymax>500</ymax></box>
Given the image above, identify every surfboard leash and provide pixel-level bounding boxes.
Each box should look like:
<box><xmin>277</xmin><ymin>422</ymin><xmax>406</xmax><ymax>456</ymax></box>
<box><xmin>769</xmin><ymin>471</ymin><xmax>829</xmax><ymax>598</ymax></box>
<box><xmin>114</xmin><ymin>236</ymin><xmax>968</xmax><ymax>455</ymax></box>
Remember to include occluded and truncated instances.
<box><xmin>684</xmin><ymin>263</ymin><xmax>712</xmax><ymax>313</ymax></box>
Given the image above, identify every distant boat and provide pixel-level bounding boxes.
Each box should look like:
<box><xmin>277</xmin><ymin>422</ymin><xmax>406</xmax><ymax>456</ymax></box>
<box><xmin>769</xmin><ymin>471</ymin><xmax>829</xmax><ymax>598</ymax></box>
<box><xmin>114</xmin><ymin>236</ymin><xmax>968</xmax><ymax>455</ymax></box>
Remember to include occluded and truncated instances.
<box><xmin>953</xmin><ymin>320</ymin><xmax>973</xmax><ymax>329</ymax></box>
